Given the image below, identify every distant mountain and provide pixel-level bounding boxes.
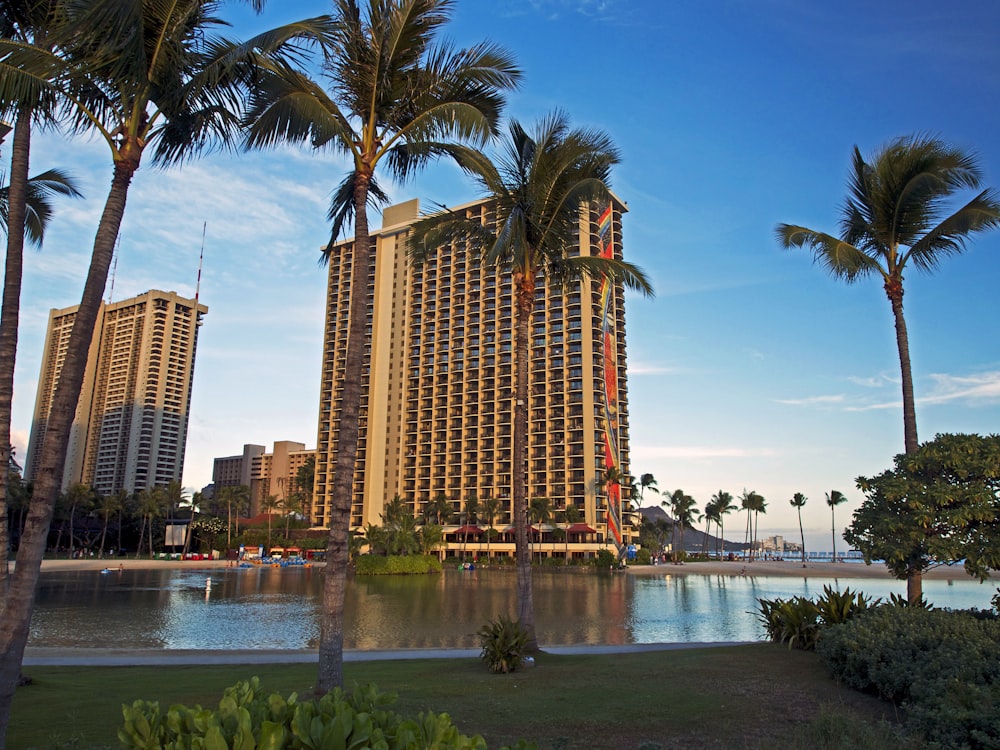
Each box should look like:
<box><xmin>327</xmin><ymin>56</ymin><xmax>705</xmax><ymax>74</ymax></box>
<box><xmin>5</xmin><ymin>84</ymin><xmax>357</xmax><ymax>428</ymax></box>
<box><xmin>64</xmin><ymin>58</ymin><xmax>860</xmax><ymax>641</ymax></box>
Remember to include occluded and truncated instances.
<box><xmin>637</xmin><ymin>505</ymin><xmax>748</xmax><ymax>553</ymax></box>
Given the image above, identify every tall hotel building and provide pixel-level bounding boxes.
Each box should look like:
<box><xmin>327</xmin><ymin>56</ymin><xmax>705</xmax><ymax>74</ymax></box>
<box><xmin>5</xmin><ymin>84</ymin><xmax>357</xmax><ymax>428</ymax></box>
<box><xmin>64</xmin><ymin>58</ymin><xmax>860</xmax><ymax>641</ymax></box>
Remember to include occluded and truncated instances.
<box><xmin>314</xmin><ymin>198</ymin><xmax>635</xmax><ymax>554</ymax></box>
<box><xmin>25</xmin><ymin>289</ymin><xmax>207</xmax><ymax>495</ymax></box>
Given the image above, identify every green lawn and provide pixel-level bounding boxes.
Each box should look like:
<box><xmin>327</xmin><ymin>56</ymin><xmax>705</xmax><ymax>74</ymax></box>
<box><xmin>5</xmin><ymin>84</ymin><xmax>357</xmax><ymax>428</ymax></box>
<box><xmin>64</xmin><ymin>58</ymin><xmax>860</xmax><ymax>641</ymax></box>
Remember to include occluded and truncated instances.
<box><xmin>9</xmin><ymin>645</ymin><xmax>914</xmax><ymax>749</ymax></box>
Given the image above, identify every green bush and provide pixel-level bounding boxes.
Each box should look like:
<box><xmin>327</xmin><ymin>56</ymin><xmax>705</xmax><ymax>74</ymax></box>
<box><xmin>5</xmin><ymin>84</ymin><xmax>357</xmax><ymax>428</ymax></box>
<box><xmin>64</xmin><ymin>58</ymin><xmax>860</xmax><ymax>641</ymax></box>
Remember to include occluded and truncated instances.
<box><xmin>818</xmin><ymin>606</ymin><xmax>1000</xmax><ymax>748</ymax></box>
<box><xmin>119</xmin><ymin>678</ymin><xmax>534</xmax><ymax>750</ymax></box>
<box><xmin>814</xmin><ymin>585</ymin><xmax>877</xmax><ymax>626</ymax></box>
<box><xmin>594</xmin><ymin>549</ymin><xmax>616</xmax><ymax>568</ymax></box>
<box><xmin>478</xmin><ymin>615</ymin><xmax>529</xmax><ymax>674</ymax></box>
<box><xmin>354</xmin><ymin>554</ymin><xmax>443</xmax><ymax>575</ymax></box>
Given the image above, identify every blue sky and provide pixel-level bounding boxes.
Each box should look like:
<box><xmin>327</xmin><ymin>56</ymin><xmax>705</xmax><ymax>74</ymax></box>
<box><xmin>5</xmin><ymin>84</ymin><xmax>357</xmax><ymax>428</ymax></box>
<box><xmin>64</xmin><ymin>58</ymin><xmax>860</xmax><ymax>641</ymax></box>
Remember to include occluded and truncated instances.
<box><xmin>9</xmin><ymin>0</ymin><xmax>1000</xmax><ymax>554</ymax></box>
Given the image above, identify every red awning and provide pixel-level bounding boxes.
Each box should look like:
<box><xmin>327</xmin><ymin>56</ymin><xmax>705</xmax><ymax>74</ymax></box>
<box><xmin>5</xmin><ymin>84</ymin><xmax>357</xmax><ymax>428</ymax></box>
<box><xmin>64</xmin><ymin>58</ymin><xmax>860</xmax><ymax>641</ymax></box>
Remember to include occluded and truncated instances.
<box><xmin>567</xmin><ymin>523</ymin><xmax>597</xmax><ymax>533</ymax></box>
<box><xmin>452</xmin><ymin>525</ymin><xmax>483</xmax><ymax>535</ymax></box>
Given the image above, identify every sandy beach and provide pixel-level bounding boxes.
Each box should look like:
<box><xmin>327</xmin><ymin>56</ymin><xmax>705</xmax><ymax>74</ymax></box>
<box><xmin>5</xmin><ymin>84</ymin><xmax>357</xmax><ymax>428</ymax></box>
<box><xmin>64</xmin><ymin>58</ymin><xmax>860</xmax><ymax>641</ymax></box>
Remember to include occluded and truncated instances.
<box><xmin>24</xmin><ymin>556</ymin><xmax>989</xmax><ymax>581</ymax></box>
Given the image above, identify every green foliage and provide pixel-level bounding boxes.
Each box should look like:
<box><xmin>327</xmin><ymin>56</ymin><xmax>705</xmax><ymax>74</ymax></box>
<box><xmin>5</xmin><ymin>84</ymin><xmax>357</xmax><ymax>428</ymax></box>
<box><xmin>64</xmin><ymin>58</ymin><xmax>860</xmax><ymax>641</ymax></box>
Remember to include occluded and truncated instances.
<box><xmin>818</xmin><ymin>606</ymin><xmax>1000</xmax><ymax>748</ymax></box>
<box><xmin>634</xmin><ymin>548</ymin><xmax>652</xmax><ymax>565</ymax></box>
<box><xmin>354</xmin><ymin>554</ymin><xmax>443</xmax><ymax>576</ymax></box>
<box><xmin>594</xmin><ymin>549</ymin><xmax>616</xmax><ymax>568</ymax></box>
<box><xmin>847</xmin><ymin>433</ymin><xmax>1000</xmax><ymax>586</ymax></box>
<box><xmin>119</xmin><ymin>678</ymin><xmax>498</xmax><ymax>750</ymax></box>
<box><xmin>758</xmin><ymin>586</ymin><xmax>875</xmax><ymax>650</ymax></box>
<box><xmin>478</xmin><ymin>616</ymin><xmax>528</xmax><ymax>674</ymax></box>
<box><xmin>757</xmin><ymin>596</ymin><xmax>820</xmax><ymax>650</ymax></box>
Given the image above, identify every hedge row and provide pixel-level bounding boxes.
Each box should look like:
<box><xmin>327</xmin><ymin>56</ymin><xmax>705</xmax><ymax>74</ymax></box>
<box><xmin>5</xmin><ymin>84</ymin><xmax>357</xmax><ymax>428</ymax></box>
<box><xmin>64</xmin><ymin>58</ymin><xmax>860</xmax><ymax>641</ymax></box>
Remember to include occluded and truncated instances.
<box><xmin>818</xmin><ymin>606</ymin><xmax>1000</xmax><ymax>749</ymax></box>
<box><xmin>354</xmin><ymin>554</ymin><xmax>443</xmax><ymax>575</ymax></box>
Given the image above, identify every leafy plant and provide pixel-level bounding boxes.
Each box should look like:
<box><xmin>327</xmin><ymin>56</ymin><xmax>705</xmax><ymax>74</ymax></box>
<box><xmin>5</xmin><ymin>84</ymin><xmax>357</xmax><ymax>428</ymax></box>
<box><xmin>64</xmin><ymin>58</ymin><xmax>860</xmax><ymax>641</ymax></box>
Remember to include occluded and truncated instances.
<box><xmin>119</xmin><ymin>678</ymin><xmax>501</xmax><ymax>749</ymax></box>
<box><xmin>817</xmin><ymin>606</ymin><xmax>1000</xmax><ymax>748</ymax></box>
<box><xmin>815</xmin><ymin>585</ymin><xmax>878</xmax><ymax>626</ymax></box>
<box><xmin>757</xmin><ymin>596</ymin><xmax>820</xmax><ymax>650</ymax></box>
<box><xmin>478</xmin><ymin>616</ymin><xmax>529</xmax><ymax>674</ymax></box>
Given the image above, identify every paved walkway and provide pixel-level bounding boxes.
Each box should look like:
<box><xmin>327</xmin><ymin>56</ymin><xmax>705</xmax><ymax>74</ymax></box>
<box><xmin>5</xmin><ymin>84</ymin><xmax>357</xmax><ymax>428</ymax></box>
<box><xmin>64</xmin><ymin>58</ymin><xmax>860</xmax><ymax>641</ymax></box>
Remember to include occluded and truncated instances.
<box><xmin>23</xmin><ymin>642</ymin><xmax>748</xmax><ymax>666</ymax></box>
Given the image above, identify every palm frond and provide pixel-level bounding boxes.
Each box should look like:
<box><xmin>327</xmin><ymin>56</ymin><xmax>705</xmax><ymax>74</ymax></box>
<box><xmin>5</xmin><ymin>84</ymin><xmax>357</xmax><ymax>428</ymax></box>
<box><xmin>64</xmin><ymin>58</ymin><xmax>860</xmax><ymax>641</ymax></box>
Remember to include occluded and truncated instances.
<box><xmin>776</xmin><ymin>224</ymin><xmax>881</xmax><ymax>282</ymax></box>
<box><xmin>321</xmin><ymin>172</ymin><xmax>390</xmax><ymax>262</ymax></box>
<box><xmin>905</xmin><ymin>189</ymin><xmax>1000</xmax><ymax>272</ymax></box>
<box><xmin>0</xmin><ymin>167</ymin><xmax>83</xmax><ymax>246</ymax></box>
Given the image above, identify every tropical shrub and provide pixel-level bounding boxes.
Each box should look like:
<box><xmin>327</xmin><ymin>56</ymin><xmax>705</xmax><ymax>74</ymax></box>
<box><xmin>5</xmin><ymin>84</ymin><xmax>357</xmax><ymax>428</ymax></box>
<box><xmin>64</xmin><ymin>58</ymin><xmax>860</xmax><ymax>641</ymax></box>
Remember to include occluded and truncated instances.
<box><xmin>757</xmin><ymin>596</ymin><xmax>820</xmax><ymax>650</ymax></box>
<box><xmin>814</xmin><ymin>585</ymin><xmax>877</xmax><ymax>626</ymax></box>
<box><xmin>355</xmin><ymin>554</ymin><xmax>443</xmax><ymax>575</ymax></box>
<box><xmin>594</xmin><ymin>549</ymin><xmax>616</xmax><ymax>568</ymax></box>
<box><xmin>478</xmin><ymin>615</ymin><xmax>528</xmax><ymax>674</ymax></box>
<box><xmin>818</xmin><ymin>606</ymin><xmax>1000</xmax><ymax>748</ymax></box>
<box><xmin>119</xmin><ymin>679</ymin><xmax>507</xmax><ymax>749</ymax></box>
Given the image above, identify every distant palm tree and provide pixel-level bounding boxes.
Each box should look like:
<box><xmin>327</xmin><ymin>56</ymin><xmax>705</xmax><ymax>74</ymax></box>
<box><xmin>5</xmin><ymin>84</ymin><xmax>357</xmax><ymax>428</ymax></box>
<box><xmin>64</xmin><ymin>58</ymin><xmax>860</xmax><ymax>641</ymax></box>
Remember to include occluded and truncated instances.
<box><xmin>739</xmin><ymin>489</ymin><xmax>755</xmax><ymax>560</ymax></box>
<box><xmin>701</xmin><ymin>497</ymin><xmax>720</xmax><ymax>556</ymax></box>
<box><xmin>481</xmin><ymin>496</ymin><xmax>501</xmax><ymax>562</ymax></box>
<box><xmin>528</xmin><ymin>496</ymin><xmax>553</xmax><ymax>564</ymax></box>
<box><xmin>563</xmin><ymin>503</ymin><xmax>582</xmax><ymax>565</ymax></box>
<box><xmin>790</xmin><ymin>492</ymin><xmax>808</xmax><ymax>565</ymax></box>
<box><xmin>826</xmin><ymin>490</ymin><xmax>848</xmax><ymax>562</ymax></box>
<box><xmin>243</xmin><ymin>0</ymin><xmax>520</xmax><ymax>691</ymax></box>
<box><xmin>637</xmin><ymin>473</ymin><xmax>659</xmax><ymax>509</ymax></box>
<box><xmin>711</xmin><ymin>490</ymin><xmax>736</xmax><ymax>559</ymax></box>
<box><xmin>461</xmin><ymin>495</ymin><xmax>479</xmax><ymax>560</ymax></box>
<box><xmin>96</xmin><ymin>491</ymin><xmax>122</xmax><ymax>559</ymax></box>
<box><xmin>409</xmin><ymin>112</ymin><xmax>653</xmax><ymax>651</ymax></box>
<box><xmin>777</xmin><ymin>135</ymin><xmax>1000</xmax><ymax>455</ymax></box>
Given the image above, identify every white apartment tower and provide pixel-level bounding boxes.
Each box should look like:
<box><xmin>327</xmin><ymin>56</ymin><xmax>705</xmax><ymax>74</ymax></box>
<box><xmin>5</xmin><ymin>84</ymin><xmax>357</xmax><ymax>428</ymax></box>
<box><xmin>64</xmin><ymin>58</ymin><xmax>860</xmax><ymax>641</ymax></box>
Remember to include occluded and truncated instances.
<box><xmin>25</xmin><ymin>289</ymin><xmax>207</xmax><ymax>495</ymax></box>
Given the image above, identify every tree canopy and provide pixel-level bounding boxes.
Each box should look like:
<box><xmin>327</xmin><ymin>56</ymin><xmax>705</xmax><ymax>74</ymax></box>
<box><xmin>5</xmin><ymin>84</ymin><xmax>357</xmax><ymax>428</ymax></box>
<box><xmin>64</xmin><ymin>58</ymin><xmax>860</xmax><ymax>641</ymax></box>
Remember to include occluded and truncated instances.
<box><xmin>846</xmin><ymin>433</ymin><xmax>1000</xmax><ymax>601</ymax></box>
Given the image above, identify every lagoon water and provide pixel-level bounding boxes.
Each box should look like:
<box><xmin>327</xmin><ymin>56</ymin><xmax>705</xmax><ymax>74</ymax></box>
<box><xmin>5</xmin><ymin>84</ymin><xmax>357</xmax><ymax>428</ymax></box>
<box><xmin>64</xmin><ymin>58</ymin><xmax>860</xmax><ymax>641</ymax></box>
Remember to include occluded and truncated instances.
<box><xmin>29</xmin><ymin>567</ymin><xmax>995</xmax><ymax>651</ymax></box>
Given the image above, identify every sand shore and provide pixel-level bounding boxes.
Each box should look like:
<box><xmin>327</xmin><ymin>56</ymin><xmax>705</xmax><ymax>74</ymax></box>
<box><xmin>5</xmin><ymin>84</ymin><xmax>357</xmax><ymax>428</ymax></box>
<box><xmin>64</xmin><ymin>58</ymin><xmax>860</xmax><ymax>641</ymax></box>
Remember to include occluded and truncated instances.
<box><xmin>22</xmin><ymin>556</ymin><xmax>989</xmax><ymax>582</ymax></box>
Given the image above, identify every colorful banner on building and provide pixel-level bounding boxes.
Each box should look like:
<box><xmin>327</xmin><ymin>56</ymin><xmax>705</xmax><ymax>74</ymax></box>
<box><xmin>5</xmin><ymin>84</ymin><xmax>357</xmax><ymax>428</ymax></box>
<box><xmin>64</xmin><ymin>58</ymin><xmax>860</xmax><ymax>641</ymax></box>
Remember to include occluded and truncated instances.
<box><xmin>597</xmin><ymin>204</ymin><xmax>623</xmax><ymax>553</ymax></box>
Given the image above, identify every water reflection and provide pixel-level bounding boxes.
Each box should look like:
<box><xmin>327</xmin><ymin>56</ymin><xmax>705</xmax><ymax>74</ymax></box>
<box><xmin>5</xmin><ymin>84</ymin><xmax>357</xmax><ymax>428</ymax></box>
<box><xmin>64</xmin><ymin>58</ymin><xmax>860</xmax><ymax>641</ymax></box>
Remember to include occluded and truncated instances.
<box><xmin>28</xmin><ymin>568</ymin><xmax>993</xmax><ymax>651</ymax></box>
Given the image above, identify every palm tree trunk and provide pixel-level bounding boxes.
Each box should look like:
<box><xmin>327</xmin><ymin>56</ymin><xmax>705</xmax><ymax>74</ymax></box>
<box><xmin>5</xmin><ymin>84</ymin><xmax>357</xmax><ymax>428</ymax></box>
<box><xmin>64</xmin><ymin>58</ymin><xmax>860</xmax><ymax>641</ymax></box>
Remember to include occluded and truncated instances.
<box><xmin>886</xmin><ymin>284</ymin><xmax>918</xmax><ymax>455</ymax></box>
<box><xmin>318</xmin><ymin>172</ymin><xmax>372</xmax><ymax>693</ymax></box>
<box><xmin>0</xmin><ymin>161</ymin><xmax>135</xmax><ymax>744</ymax></box>
<box><xmin>797</xmin><ymin>509</ymin><xmax>806</xmax><ymax>565</ymax></box>
<box><xmin>0</xmin><ymin>110</ymin><xmax>32</xmax><ymax>593</ymax></box>
<box><xmin>512</xmin><ymin>274</ymin><xmax>537</xmax><ymax>650</ymax></box>
<box><xmin>830</xmin><ymin>507</ymin><xmax>837</xmax><ymax>562</ymax></box>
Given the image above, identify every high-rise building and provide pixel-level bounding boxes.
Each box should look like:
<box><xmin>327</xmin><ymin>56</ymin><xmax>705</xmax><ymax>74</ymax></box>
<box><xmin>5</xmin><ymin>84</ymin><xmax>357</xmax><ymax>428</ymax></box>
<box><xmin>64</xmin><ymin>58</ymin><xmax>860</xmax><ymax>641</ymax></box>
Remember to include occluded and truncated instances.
<box><xmin>211</xmin><ymin>441</ymin><xmax>315</xmax><ymax>516</ymax></box>
<box><xmin>25</xmin><ymin>289</ymin><xmax>207</xmax><ymax>495</ymax></box>
<box><xmin>313</xmin><ymin>197</ymin><xmax>636</xmax><ymax>557</ymax></box>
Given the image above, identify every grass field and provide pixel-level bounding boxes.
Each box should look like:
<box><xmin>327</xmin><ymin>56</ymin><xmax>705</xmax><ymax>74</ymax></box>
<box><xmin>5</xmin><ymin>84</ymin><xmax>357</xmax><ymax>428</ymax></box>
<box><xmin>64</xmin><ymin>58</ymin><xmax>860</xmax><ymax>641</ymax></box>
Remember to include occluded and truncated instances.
<box><xmin>9</xmin><ymin>644</ymin><xmax>917</xmax><ymax>749</ymax></box>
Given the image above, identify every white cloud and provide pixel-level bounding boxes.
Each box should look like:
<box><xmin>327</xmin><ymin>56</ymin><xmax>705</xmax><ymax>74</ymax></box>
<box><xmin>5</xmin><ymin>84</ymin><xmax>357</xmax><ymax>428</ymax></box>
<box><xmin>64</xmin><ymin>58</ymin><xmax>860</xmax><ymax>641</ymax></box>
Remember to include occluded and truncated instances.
<box><xmin>775</xmin><ymin>394</ymin><xmax>846</xmax><ymax>406</ymax></box>
<box><xmin>922</xmin><ymin>371</ymin><xmax>1000</xmax><ymax>405</ymax></box>
<box><xmin>631</xmin><ymin>445</ymin><xmax>779</xmax><ymax>460</ymax></box>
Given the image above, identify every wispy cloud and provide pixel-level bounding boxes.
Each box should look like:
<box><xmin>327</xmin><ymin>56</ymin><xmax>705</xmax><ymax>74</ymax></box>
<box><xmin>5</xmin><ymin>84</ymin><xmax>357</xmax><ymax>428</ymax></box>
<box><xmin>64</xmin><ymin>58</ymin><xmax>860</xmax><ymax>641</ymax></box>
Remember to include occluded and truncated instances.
<box><xmin>631</xmin><ymin>445</ymin><xmax>779</xmax><ymax>460</ymax></box>
<box><xmin>627</xmin><ymin>362</ymin><xmax>682</xmax><ymax>376</ymax></box>
<box><xmin>775</xmin><ymin>394</ymin><xmax>846</xmax><ymax>407</ymax></box>
<box><xmin>923</xmin><ymin>371</ymin><xmax>1000</xmax><ymax>405</ymax></box>
<box><xmin>847</xmin><ymin>373</ymin><xmax>897</xmax><ymax>388</ymax></box>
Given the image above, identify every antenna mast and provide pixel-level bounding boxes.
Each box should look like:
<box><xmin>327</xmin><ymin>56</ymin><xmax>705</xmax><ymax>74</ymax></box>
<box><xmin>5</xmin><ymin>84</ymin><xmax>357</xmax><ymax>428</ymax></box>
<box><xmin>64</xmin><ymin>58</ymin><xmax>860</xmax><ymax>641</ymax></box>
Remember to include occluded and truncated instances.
<box><xmin>107</xmin><ymin>234</ymin><xmax>120</xmax><ymax>303</ymax></box>
<box><xmin>195</xmin><ymin>222</ymin><xmax>205</xmax><ymax>305</ymax></box>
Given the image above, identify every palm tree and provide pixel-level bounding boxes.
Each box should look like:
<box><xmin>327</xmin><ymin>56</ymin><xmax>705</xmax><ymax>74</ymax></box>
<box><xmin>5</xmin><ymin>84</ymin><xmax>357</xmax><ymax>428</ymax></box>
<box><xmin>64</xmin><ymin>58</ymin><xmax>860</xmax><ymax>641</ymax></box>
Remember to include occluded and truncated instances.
<box><xmin>409</xmin><ymin>114</ymin><xmax>653</xmax><ymax>649</ymax></box>
<box><xmin>461</xmin><ymin>494</ymin><xmax>479</xmax><ymax>561</ymax></box>
<box><xmin>480</xmin><ymin>496</ymin><xmax>500</xmax><ymax>563</ymax></box>
<box><xmin>711</xmin><ymin>490</ymin><xmax>736</xmax><ymax>560</ymax></box>
<box><xmin>217</xmin><ymin>484</ymin><xmax>250</xmax><ymax>549</ymax></box>
<box><xmin>96</xmin><ymin>491</ymin><xmax>122</xmax><ymax>559</ymax></box>
<box><xmin>528</xmin><ymin>496</ymin><xmax>553</xmax><ymax>564</ymax></box>
<box><xmin>777</xmin><ymin>135</ymin><xmax>1000</xmax><ymax>456</ymax></box>
<box><xmin>636</xmin><ymin>473</ymin><xmax>659</xmax><ymax>509</ymax></box>
<box><xmin>673</xmin><ymin>493</ymin><xmax>698</xmax><ymax>563</ymax></box>
<box><xmin>425</xmin><ymin>493</ymin><xmax>453</xmax><ymax>526</ymax></box>
<box><xmin>261</xmin><ymin>495</ymin><xmax>280</xmax><ymax>550</ymax></box>
<box><xmin>701</xmin><ymin>497</ymin><xmax>720</xmax><ymax>557</ymax></box>
<box><xmin>790</xmin><ymin>492</ymin><xmax>807</xmax><ymax>566</ymax></box>
<box><xmin>739</xmin><ymin>489</ymin><xmax>755</xmax><ymax>561</ymax></box>
<box><xmin>0</xmin><ymin>4</ymin><xmax>329</xmax><ymax>735</ymax></box>
<box><xmin>751</xmin><ymin>492</ymin><xmax>767</xmax><ymax>559</ymax></box>
<box><xmin>563</xmin><ymin>503</ymin><xmax>582</xmax><ymax>565</ymax></box>
<box><xmin>242</xmin><ymin>0</ymin><xmax>519</xmax><ymax>692</ymax></box>
<box><xmin>826</xmin><ymin>490</ymin><xmax>848</xmax><ymax>563</ymax></box>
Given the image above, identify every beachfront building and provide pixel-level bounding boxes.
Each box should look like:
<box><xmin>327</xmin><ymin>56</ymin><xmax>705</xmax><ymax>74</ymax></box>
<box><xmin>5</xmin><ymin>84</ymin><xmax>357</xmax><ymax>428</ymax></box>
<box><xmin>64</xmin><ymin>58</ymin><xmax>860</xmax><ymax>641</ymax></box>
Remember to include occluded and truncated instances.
<box><xmin>313</xmin><ymin>197</ymin><xmax>637</xmax><ymax>560</ymax></box>
<box><xmin>211</xmin><ymin>441</ymin><xmax>315</xmax><ymax>517</ymax></box>
<box><xmin>25</xmin><ymin>289</ymin><xmax>207</xmax><ymax>495</ymax></box>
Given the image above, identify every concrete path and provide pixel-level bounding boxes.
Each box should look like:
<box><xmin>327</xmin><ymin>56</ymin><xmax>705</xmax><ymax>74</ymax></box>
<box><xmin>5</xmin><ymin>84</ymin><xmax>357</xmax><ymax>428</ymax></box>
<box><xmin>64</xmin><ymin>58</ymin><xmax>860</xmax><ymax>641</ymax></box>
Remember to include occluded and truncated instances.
<box><xmin>23</xmin><ymin>641</ymin><xmax>749</xmax><ymax>666</ymax></box>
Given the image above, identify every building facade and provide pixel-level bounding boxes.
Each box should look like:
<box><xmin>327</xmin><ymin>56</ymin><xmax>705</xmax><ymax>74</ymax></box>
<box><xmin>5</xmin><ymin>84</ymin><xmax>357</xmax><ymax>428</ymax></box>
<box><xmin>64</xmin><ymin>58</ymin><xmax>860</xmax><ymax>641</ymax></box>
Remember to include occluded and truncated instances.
<box><xmin>313</xmin><ymin>197</ymin><xmax>636</xmax><ymax>558</ymax></box>
<box><xmin>211</xmin><ymin>441</ymin><xmax>315</xmax><ymax>517</ymax></box>
<box><xmin>25</xmin><ymin>289</ymin><xmax>207</xmax><ymax>495</ymax></box>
